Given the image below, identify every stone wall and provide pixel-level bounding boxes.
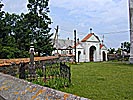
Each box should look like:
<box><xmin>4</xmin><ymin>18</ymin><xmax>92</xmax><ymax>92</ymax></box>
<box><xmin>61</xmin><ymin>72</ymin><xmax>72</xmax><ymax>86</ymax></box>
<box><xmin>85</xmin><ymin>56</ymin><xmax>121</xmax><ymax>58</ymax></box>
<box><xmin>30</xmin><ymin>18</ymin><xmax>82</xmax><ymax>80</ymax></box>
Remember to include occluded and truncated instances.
<box><xmin>0</xmin><ymin>56</ymin><xmax>73</xmax><ymax>76</ymax></box>
<box><xmin>0</xmin><ymin>73</ymin><xmax>89</xmax><ymax>100</ymax></box>
<box><xmin>0</xmin><ymin>56</ymin><xmax>59</xmax><ymax>76</ymax></box>
<box><xmin>0</xmin><ymin>64</ymin><xmax>18</xmax><ymax>76</ymax></box>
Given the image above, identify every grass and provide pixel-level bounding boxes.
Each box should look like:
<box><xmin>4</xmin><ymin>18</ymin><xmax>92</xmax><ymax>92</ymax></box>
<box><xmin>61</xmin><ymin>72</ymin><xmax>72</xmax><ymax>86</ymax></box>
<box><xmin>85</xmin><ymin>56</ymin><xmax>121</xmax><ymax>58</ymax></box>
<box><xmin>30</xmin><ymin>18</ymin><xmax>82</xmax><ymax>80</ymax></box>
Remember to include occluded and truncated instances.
<box><xmin>58</xmin><ymin>62</ymin><xmax>133</xmax><ymax>100</ymax></box>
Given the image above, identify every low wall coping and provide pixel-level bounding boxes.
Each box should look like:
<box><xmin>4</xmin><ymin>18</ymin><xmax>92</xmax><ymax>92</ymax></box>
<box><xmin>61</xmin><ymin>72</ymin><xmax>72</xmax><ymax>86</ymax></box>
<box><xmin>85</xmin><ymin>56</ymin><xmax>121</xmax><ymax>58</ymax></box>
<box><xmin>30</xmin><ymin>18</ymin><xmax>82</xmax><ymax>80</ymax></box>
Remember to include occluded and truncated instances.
<box><xmin>0</xmin><ymin>56</ymin><xmax>59</xmax><ymax>67</ymax></box>
<box><xmin>0</xmin><ymin>73</ymin><xmax>89</xmax><ymax>100</ymax></box>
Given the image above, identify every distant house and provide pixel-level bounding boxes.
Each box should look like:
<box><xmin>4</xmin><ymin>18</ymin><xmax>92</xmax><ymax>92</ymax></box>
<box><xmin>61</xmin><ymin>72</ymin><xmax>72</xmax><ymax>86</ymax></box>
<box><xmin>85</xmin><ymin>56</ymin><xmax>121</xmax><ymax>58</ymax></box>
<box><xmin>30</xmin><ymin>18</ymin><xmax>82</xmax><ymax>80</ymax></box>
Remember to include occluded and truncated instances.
<box><xmin>52</xmin><ymin>32</ymin><xmax>108</xmax><ymax>62</ymax></box>
<box><xmin>52</xmin><ymin>38</ymin><xmax>73</xmax><ymax>56</ymax></box>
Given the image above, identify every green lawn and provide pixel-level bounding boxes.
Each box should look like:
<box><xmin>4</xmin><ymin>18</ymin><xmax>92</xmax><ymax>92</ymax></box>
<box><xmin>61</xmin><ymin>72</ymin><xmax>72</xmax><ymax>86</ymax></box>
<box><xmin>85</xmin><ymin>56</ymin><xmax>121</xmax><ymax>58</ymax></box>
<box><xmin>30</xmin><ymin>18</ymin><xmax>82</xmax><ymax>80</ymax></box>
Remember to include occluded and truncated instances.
<box><xmin>58</xmin><ymin>62</ymin><xmax>133</xmax><ymax>100</ymax></box>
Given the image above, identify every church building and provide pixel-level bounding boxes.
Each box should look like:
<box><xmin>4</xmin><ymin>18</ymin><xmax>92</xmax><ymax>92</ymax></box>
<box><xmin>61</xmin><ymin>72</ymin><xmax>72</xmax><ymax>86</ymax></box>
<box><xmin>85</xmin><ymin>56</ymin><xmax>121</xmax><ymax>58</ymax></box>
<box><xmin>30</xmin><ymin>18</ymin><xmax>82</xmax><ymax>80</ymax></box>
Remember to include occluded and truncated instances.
<box><xmin>73</xmin><ymin>33</ymin><xmax>108</xmax><ymax>62</ymax></box>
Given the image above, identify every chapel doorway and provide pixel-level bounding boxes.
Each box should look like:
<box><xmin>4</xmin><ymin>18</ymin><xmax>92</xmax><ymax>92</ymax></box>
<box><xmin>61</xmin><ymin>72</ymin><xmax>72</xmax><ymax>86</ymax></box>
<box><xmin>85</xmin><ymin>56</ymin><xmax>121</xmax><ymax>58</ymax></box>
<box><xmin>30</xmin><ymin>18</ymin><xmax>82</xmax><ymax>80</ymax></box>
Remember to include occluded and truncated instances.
<box><xmin>89</xmin><ymin>46</ymin><xmax>96</xmax><ymax>61</ymax></box>
<box><xmin>102</xmin><ymin>51</ymin><xmax>106</xmax><ymax>61</ymax></box>
<box><xmin>78</xmin><ymin>51</ymin><xmax>81</xmax><ymax>62</ymax></box>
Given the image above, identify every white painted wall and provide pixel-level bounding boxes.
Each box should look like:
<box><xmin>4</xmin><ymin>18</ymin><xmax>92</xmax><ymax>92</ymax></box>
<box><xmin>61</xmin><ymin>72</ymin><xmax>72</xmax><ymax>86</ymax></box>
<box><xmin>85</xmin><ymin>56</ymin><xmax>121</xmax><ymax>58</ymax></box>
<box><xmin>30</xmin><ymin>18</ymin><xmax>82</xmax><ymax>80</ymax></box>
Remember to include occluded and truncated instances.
<box><xmin>100</xmin><ymin>46</ymin><xmax>108</xmax><ymax>61</ymax></box>
<box><xmin>52</xmin><ymin>49</ymin><xmax>72</xmax><ymax>55</ymax></box>
<box><xmin>100</xmin><ymin>50</ymin><xmax>108</xmax><ymax>61</ymax></box>
<box><xmin>85</xmin><ymin>42</ymin><xmax>100</xmax><ymax>62</ymax></box>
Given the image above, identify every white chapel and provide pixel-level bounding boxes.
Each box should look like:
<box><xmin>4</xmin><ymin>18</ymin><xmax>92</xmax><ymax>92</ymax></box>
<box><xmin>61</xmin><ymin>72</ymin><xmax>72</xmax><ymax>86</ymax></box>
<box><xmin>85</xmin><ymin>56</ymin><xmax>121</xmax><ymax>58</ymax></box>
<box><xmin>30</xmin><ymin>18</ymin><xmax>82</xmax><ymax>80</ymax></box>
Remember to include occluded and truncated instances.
<box><xmin>73</xmin><ymin>33</ymin><xmax>108</xmax><ymax>62</ymax></box>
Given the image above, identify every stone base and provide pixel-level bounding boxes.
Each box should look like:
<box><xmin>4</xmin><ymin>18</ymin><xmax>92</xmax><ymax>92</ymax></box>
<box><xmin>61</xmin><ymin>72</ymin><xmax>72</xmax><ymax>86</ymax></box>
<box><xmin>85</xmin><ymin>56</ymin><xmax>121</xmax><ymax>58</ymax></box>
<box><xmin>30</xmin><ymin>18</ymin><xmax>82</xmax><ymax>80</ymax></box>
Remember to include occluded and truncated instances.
<box><xmin>0</xmin><ymin>95</ymin><xmax>6</xmax><ymax>100</ymax></box>
<box><xmin>129</xmin><ymin>57</ymin><xmax>133</xmax><ymax>64</ymax></box>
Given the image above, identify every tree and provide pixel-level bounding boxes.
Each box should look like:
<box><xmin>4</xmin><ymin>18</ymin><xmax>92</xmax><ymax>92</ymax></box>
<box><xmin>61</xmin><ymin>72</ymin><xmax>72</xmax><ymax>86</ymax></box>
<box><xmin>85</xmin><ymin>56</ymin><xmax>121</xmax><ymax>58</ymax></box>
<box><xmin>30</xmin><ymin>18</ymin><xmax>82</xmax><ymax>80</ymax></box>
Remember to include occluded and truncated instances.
<box><xmin>0</xmin><ymin>0</ymin><xmax>53</xmax><ymax>58</ymax></box>
<box><xmin>26</xmin><ymin>0</ymin><xmax>53</xmax><ymax>56</ymax></box>
<box><xmin>123</xmin><ymin>42</ymin><xmax>130</xmax><ymax>54</ymax></box>
<box><xmin>0</xmin><ymin>2</ymin><xmax>17</xmax><ymax>59</ymax></box>
<box><xmin>13</xmin><ymin>13</ymin><xmax>31</xmax><ymax>52</ymax></box>
<box><xmin>0</xmin><ymin>2</ymin><xmax>5</xmax><ymax>57</ymax></box>
<box><xmin>0</xmin><ymin>12</ymin><xmax>21</xmax><ymax>58</ymax></box>
<box><xmin>0</xmin><ymin>2</ymin><xmax>5</xmax><ymax>46</ymax></box>
<box><xmin>116</xmin><ymin>48</ymin><xmax>121</xmax><ymax>55</ymax></box>
<box><xmin>0</xmin><ymin>2</ymin><xmax>29</xmax><ymax>58</ymax></box>
<box><xmin>108</xmin><ymin>48</ymin><xmax>115</xmax><ymax>54</ymax></box>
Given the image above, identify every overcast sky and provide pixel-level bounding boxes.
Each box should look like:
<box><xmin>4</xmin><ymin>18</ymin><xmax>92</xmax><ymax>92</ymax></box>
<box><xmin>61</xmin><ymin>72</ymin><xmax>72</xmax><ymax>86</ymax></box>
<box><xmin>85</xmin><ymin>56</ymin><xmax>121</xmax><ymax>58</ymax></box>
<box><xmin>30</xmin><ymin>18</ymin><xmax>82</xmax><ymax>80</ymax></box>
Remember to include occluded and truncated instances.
<box><xmin>2</xmin><ymin>0</ymin><xmax>130</xmax><ymax>48</ymax></box>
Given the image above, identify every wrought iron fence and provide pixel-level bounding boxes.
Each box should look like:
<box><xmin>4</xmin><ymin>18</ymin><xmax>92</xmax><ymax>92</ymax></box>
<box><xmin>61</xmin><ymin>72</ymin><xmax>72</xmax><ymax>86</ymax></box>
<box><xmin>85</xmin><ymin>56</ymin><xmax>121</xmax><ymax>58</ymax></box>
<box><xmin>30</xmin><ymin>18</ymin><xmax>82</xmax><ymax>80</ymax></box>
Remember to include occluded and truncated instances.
<box><xmin>18</xmin><ymin>60</ymin><xmax>71</xmax><ymax>89</ymax></box>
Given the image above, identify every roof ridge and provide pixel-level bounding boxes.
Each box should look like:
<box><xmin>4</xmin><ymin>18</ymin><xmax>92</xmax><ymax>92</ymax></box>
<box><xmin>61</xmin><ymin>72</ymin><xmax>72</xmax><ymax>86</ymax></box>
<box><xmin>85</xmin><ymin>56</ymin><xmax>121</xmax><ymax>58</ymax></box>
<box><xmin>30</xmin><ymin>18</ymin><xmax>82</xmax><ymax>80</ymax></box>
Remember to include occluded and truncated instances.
<box><xmin>81</xmin><ymin>33</ymin><xmax>93</xmax><ymax>42</ymax></box>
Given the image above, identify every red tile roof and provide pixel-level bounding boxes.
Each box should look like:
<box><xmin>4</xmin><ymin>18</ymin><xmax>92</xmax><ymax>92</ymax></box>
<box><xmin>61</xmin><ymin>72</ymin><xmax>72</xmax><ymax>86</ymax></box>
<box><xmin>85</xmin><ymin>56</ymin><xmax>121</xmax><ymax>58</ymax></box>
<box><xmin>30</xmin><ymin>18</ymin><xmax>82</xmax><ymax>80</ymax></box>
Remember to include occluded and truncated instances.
<box><xmin>100</xmin><ymin>44</ymin><xmax>104</xmax><ymax>49</ymax></box>
<box><xmin>81</xmin><ymin>33</ymin><xmax>93</xmax><ymax>42</ymax></box>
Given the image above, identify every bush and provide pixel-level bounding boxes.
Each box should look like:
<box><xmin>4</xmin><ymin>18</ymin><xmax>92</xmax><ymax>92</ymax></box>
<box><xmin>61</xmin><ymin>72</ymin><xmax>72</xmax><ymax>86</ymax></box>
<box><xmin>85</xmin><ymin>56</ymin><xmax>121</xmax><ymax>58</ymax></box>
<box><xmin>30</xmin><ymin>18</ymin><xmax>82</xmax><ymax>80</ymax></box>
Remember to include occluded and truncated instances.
<box><xmin>0</xmin><ymin>46</ymin><xmax>29</xmax><ymax>59</ymax></box>
<box><xmin>0</xmin><ymin>46</ymin><xmax>15</xmax><ymax>59</ymax></box>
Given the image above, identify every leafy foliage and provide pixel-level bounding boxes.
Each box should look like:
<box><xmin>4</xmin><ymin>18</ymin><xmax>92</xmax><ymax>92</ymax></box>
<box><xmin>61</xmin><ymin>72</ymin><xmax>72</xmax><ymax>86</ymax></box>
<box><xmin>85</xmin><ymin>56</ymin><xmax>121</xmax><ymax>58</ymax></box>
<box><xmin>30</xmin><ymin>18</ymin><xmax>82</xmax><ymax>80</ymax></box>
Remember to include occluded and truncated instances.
<box><xmin>121</xmin><ymin>42</ymin><xmax>130</xmax><ymax>53</ymax></box>
<box><xmin>108</xmin><ymin>48</ymin><xmax>115</xmax><ymax>54</ymax></box>
<box><xmin>0</xmin><ymin>0</ymin><xmax>53</xmax><ymax>58</ymax></box>
<box><xmin>26</xmin><ymin>0</ymin><xmax>53</xmax><ymax>56</ymax></box>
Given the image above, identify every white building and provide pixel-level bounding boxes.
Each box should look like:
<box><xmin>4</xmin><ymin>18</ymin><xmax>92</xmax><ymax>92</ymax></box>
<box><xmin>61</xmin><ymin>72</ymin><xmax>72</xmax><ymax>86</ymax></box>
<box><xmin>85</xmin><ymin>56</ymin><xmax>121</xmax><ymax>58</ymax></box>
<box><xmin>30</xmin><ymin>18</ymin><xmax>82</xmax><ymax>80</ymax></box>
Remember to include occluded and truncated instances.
<box><xmin>52</xmin><ymin>33</ymin><xmax>108</xmax><ymax>62</ymax></box>
<box><xmin>72</xmin><ymin>33</ymin><xmax>108</xmax><ymax>62</ymax></box>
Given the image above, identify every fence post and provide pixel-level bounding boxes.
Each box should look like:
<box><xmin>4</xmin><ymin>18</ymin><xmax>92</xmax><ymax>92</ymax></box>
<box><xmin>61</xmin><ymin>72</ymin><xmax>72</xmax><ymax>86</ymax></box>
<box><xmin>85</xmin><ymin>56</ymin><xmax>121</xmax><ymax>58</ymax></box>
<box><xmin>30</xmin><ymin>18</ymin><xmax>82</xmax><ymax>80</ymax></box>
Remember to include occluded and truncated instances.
<box><xmin>68</xmin><ymin>67</ymin><xmax>71</xmax><ymax>83</ymax></box>
<box><xmin>19</xmin><ymin>62</ymin><xmax>26</xmax><ymax>79</ymax></box>
<box><xmin>60</xmin><ymin>62</ymin><xmax>71</xmax><ymax>84</ymax></box>
<box><xmin>43</xmin><ymin>65</ymin><xmax>47</xmax><ymax>82</ymax></box>
<box><xmin>10</xmin><ymin>62</ymin><xmax>16</xmax><ymax>76</ymax></box>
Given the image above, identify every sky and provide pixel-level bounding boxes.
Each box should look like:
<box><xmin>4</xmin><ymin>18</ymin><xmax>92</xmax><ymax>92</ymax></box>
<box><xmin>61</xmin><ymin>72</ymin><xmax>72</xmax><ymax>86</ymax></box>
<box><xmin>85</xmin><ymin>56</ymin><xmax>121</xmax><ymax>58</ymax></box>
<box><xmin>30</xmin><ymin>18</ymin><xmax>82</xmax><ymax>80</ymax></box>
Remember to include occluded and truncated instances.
<box><xmin>1</xmin><ymin>0</ymin><xmax>130</xmax><ymax>49</ymax></box>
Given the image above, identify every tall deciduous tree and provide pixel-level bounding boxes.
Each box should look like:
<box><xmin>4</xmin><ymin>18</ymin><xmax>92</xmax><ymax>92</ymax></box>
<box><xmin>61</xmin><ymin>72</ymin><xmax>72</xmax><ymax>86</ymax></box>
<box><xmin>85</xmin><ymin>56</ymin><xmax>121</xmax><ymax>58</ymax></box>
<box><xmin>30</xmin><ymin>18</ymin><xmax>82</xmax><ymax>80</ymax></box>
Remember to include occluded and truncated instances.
<box><xmin>0</xmin><ymin>0</ymin><xmax>53</xmax><ymax>58</ymax></box>
<box><xmin>0</xmin><ymin>2</ymin><xmax>17</xmax><ymax>58</ymax></box>
<box><xmin>0</xmin><ymin>2</ymin><xmax>5</xmax><ymax>46</ymax></box>
<box><xmin>0</xmin><ymin>11</ymin><xmax>23</xmax><ymax>58</ymax></box>
<box><xmin>0</xmin><ymin>2</ymin><xmax>29</xmax><ymax>58</ymax></box>
<box><xmin>26</xmin><ymin>0</ymin><xmax>53</xmax><ymax>56</ymax></box>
